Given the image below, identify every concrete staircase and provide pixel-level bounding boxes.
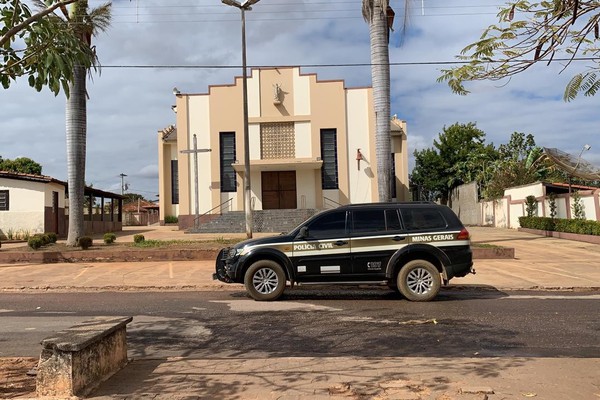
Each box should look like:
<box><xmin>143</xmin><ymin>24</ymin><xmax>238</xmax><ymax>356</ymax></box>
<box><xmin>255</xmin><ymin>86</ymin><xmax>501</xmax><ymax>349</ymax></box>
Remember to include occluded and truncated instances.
<box><xmin>187</xmin><ymin>209</ymin><xmax>320</xmax><ymax>234</ymax></box>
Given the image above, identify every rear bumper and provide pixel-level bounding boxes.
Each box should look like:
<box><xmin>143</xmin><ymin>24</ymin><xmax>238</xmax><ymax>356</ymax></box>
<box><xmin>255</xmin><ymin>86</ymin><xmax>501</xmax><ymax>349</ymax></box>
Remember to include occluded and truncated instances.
<box><xmin>446</xmin><ymin>261</ymin><xmax>474</xmax><ymax>278</ymax></box>
<box><xmin>443</xmin><ymin>246</ymin><xmax>474</xmax><ymax>279</ymax></box>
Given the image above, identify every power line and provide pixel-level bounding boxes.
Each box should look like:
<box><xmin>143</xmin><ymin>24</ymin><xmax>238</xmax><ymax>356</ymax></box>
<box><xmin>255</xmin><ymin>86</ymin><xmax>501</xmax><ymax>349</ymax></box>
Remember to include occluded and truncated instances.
<box><xmin>94</xmin><ymin>0</ymin><xmax>504</xmax><ymax>23</ymax></box>
<box><xmin>99</xmin><ymin>58</ymin><xmax>598</xmax><ymax>70</ymax></box>
<box><xmin>108</xmin><ymin>13</ymin><xmax>499</xmax><ymax>24</ymax></box>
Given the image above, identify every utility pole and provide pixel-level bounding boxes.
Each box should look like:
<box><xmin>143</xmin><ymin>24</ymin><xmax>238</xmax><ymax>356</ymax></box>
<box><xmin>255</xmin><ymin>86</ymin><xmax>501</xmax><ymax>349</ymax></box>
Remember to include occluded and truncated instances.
<box><xmin>222</xmin><ymin>0</ymin><xmax>261</xmax><ymax>238</ymax></box>
<box><xmin>119</xmin><ymin>173</ymin><xmax>127</xmax><ymax>195</ymax></box>
<box><xmin>180</xmin><ymin>134</ymin><xmax>211</xmax><ymax>228</ymax></box>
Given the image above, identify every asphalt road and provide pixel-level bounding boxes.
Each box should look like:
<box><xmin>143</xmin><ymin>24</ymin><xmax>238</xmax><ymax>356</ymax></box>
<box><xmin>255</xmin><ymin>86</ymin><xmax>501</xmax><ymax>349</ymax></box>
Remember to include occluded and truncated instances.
<box><xmin>1</xmin><ymin>288</ymin><xmax>599</xmax><ymax>359</ymax></box>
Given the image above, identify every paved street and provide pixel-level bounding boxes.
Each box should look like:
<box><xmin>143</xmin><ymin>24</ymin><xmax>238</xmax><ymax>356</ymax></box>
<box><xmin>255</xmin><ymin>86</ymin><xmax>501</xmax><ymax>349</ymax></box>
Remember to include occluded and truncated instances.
<box><xmin>1</xmin><ymin>290</ymin><xmax>599</xmax><ymax>359</ymax></box>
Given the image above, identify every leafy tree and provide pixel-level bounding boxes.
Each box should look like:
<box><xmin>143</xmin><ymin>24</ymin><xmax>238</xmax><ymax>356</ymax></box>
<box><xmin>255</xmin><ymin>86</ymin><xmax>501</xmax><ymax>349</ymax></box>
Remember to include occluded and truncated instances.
<box><xmin>437</xmin><ymin>1</ymin><xmax>600</xmax><ymax>101</ymax></box>
<box><xmin>410</xmin><ymin>148</ymin><xmax>445</xmax><ymax>201</ymax></box>
<box><xmin>123</xmin><ymin>193</ymin><xmax>147</xmax><ymax>202</ymax></box>
<box><xmin>451</xmin><ymin>145</ymin><xmax>499</xmax><ymax>194</ymax></box>
<box><xmin>483</xmin><ymin>132</ymin><xmax>560</xmax><ymax>199</ymax></box>
<box><xmin>0</xmin><ymin>156</ymin><xmax>43</xmax><ymax>175</ymax></box>
<box><xmin>0</xmin><ymin>0</ymin><xmax>98</xmax><ymax>96</ymax></box>
<box><xmin>411</xmin><ymin>122</ymin><xmax>489</xmax><ymax>204</ymax></box>
<box><xmin>60</xmin><ymin>0</ymin><xmax>111</xmax><ymax>246</ymax></box>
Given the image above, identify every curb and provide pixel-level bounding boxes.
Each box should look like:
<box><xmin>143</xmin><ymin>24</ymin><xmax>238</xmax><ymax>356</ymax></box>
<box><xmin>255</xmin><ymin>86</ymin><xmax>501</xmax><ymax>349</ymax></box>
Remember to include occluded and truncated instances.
<box><xmin>2</xmin><ymin>284</ymin><xmax>598</xmax><ymax>294</ymax></box>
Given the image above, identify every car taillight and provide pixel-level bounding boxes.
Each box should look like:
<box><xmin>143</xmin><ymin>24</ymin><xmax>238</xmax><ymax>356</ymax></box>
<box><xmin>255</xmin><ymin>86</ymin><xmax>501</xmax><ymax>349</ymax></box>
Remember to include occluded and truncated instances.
<box><xmin>457</xmin><ymin>228</ymin><xmax>470</xmax><ymax>240</ymax></box>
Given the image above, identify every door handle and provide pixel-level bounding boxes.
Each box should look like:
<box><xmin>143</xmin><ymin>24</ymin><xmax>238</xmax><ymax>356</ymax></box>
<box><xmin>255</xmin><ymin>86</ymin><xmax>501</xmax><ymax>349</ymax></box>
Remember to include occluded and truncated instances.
<box><xmin>392</xmin><ymin>236</ymin><xmax>406</xmax><ymax>242</ymax></box>
<box><xmin>334</xmin><ymin>240</ymin><xmax>348</xmax><ymax>246</ymax></box>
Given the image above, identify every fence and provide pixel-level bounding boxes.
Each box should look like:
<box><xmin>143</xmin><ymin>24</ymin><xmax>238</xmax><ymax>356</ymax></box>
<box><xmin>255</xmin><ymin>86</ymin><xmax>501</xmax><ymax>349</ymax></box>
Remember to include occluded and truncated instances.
<box><xmin>451</xmin><ymin>181</ymin><xmax>599</xmax><ymax>229</ymax></box>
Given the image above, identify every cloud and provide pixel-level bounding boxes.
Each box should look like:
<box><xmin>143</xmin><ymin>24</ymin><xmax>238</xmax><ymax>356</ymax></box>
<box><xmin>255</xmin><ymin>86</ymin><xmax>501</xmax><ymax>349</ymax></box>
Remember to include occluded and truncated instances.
<box><xmin>0</xmin><ymin>0</ymin><xmax>598</xmax><ymax>201</ymax></box>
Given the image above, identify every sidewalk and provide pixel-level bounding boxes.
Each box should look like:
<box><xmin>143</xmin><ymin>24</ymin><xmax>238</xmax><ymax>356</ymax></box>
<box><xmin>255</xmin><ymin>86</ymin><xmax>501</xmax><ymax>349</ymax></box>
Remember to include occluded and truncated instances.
<box><xmin>0</xmin><ymin>226</ymin><xmax>598</xmax><ymax>292</ymax></box>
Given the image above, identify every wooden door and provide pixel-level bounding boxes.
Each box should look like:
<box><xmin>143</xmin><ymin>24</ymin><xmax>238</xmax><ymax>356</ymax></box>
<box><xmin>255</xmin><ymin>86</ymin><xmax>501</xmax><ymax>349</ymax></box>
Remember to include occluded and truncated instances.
<box><xmin>262</xmin><ymin>171</ymin><xmax>297</xmax><ymax>209</ymax></box>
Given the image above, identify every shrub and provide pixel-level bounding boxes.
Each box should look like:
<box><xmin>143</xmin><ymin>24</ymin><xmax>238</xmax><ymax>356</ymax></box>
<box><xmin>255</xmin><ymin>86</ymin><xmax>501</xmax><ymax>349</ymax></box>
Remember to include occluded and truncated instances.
<box><xmin>519</xmin><ymin>216</ymin><xmax>555</xmax><ymax>231</ymax></box>
<box><xmin>78</xmin><ymin>237</ymin><xmax>93</xmax><ymax>250</ymax></box>
<box><xmin>133</xmin><ymin>234</ymin><xmax>145</xmax><ymax>243</ymax></box>
<box><xmin>103</xmin><ymin>232</ymin><xmax>117</xmax><ymax>244</ymax></box>
<box><xmin>519</xmin><ymin>216</ymin><xmax>600</xmax><ymax>236</ymax></box>
<box><xmin>164</xmin><ymin>215</ymin><xmax>178</xmax><ymax>224</ymax></box>
<box><xmin>571</xmin><ymin>191</ymin><xmax>585</xmax><ymax>220</ymax></box>
<box><xmin>28</xmin><ymin>236</ymin><xmax>44</xmax><ymax>250</ymax></box>
<box><xmin>46</xmin><ymin>232</ymin><xmax>58</xmax><ymax>243</ymax></box>
<box><xmin>525</xmin><ymin>195</ymin><xmax>537</xmax><ymax>217</ymax></box>
<box><xmin>547</xmin><ymin>192</ymin><xmax>557</xmax><ymax>219</ymax></box>
<box><xmin>39</xmin><ymin>234</ymin><xmax>51</xmax><ymax>246</ymax></box>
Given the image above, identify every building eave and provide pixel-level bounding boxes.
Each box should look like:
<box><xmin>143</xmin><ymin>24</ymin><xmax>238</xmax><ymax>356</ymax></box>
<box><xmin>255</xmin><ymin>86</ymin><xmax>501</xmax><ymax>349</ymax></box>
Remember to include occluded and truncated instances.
<box><xmin>232</xmin><ymin>158</ymin><xmax>323</xmax><ymax>173</ymax></box>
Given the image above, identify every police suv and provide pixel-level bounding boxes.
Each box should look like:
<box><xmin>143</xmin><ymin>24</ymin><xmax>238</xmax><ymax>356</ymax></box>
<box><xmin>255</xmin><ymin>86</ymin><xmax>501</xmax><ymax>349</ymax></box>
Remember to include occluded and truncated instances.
<box><xmin>213</xmin><ymin>202</ymin><xmax>474</xmax><ymax>302</ymax></box>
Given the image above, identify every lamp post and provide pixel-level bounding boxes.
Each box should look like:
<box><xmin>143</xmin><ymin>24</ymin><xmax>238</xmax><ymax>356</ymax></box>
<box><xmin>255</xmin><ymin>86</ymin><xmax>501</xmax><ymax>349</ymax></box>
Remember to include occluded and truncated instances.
<box><xmin>222</xmin><ymin>0</ymin><xmax>260</xmax><ymax>239</ymax></box>
<box><xmin>119</xmin><ymin>173</ymin><xmax>127</xmax><ymax>195</ymax></box>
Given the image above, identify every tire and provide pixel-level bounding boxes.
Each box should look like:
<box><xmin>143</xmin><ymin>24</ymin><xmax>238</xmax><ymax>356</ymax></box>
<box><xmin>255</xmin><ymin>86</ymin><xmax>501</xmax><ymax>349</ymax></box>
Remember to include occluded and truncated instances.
<box><xmin>397</xmin><ymin>260</ymin><xmax>441</xmax><ymax>302</ymax></box>
<box><xmin>244</xmin><ymin>260</ymin><xmax>286</xmax><ymax>301</ymax></box>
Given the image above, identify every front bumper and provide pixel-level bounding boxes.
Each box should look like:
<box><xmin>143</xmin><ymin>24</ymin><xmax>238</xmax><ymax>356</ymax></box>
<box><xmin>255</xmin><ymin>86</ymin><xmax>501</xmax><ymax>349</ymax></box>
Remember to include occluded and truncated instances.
<box><xmin>213</xmin><ymin>248</ymin><xmax>234</xmax><ymax>283</ymax></box>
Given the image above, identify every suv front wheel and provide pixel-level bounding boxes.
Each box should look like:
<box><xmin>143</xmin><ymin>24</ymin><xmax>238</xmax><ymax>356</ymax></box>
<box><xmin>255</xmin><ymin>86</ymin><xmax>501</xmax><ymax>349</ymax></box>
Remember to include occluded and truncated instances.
<box><xmin>397</xmin><ymin>260</ymin><xmax>441</xmax><ymax>302</ymax></box>
<box><xmin>244</xmin><ymin>260</ymin><xmax>286</xmax><ymax>301</ymax></box>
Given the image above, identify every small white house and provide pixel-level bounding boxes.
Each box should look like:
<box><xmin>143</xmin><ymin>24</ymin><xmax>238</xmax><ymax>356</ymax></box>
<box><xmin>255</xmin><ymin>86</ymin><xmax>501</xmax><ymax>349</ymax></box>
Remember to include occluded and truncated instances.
<box><xmin>0</xmin><ymin>171</ymin><xmax>125</xmax><ymax>239</ymax></box>
<box><xmin>0</xmin><ymin>171</ymin><xmax>67</xmax><ymax>238</ymax></box>
<box><xmin>481</xmin><ymin>181</ymin><xmax>599</xmax><ymax>229</ymax></box>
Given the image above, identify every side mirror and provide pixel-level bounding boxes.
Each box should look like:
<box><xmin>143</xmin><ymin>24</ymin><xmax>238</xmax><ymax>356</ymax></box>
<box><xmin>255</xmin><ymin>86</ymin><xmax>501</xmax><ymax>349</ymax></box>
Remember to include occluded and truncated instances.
<box><xmin>297</xmin><ymin>226</ymin><xmax>308</xmax><ymax>239</ymax></box>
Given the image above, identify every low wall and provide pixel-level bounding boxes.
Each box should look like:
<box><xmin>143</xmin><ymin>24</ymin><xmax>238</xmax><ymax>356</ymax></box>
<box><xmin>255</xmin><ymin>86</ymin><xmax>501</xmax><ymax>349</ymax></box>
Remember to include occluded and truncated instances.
<box><xmin>518</xmin><ymin>228</ymin><xmax>600</xmax><ymax>245</ymax></box>
<box><xmin>36</xmin><ymin>316</ymin><xmax>132</xmax><ymax>398</ymax></box>
<box><xmin>0</xmin><ymin>247</ymin><xmax>511</xmax><ymax>264</ymax></box>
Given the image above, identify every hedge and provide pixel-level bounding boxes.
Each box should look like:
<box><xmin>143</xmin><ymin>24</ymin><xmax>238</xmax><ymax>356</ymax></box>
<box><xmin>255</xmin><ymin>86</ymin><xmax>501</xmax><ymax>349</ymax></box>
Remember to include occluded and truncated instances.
<box><xmin>519</xmin><ymin>216</ymin><xmax>600</xmax><ymax>236</ymax></box>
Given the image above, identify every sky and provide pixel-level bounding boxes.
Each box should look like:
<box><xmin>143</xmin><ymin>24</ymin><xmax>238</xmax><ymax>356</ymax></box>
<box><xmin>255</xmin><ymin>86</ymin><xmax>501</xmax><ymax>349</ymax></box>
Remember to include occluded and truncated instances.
<box><xmin>0</xmin><ymin>0</ymin><xmax>598</xmax><ymax>200</ymax></box>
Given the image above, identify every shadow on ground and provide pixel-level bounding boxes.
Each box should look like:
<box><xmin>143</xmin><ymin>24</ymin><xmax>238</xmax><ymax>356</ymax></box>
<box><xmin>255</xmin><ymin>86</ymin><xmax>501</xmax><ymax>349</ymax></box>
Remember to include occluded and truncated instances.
<box><xmin>91</xmin><ymin>356</ymin><xmax>529</xmax><ymax>399</ymax></box>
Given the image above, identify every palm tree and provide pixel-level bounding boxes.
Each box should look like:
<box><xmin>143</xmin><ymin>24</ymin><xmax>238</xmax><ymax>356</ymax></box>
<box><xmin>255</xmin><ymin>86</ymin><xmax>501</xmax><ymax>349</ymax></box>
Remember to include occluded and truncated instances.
<box><xmin>362</xmin><ymin>0</ymin><xmax>402</xmax><ymax>202</ymax></box>
<box><xmin>38</xmin><ymin>0</ymin><xmax>112</xmax><ymax>245</ymax></box>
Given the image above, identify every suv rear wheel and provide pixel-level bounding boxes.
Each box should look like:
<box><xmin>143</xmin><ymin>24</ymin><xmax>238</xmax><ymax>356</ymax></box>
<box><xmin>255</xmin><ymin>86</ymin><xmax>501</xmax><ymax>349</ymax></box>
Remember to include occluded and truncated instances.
<box><xmin>244</xmin><ymin>260</ymin><xmax>286</xmax><ymax>301</ymax></box>
<box><xmin>397</xmin><ymin>260</ymin><xmax>441</xmax><ymax>302</ymax></box>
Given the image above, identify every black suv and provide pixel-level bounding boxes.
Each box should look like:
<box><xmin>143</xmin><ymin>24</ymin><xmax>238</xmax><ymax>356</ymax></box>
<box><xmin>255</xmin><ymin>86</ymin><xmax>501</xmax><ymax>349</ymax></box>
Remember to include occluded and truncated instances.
<box><xmin>214</xmin><ymin>202</ymin><xmax>473</xmax><ymax>302</ymax></box>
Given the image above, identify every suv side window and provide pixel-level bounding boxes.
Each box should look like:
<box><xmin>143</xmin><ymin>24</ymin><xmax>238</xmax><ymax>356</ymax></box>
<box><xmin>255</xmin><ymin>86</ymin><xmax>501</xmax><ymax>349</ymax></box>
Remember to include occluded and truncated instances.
<box><xmin>306</xmin><ymin>211</ymin><xmax>347</xmax><ymax>239</ymax></box>
<box><xmin>401</xmin><ymin>208</ymin><xmax>447</xmax><ymax>231</ymax></box>
<box><xmin>351</xmin><ymin>209</ymin><xmax>403</xmax><ymax>234</ymax></box>
<box><xmin>385</xmin><ymin>209</ymin><xmax>402</xmax><ymax>231</ymax></box>
<box><xmin>352</xmin><ymin>209</ymin><xmax>386</xmax><ymax>234</ymax></box>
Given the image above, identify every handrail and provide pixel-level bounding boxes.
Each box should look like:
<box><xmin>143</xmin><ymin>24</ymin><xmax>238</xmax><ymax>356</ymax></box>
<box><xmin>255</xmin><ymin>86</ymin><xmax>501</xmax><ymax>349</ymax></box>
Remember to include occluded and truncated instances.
<box><xmin>194</xmin><ymin>198</ymin><xmax>233</xmax><ymax>228</ymax></box>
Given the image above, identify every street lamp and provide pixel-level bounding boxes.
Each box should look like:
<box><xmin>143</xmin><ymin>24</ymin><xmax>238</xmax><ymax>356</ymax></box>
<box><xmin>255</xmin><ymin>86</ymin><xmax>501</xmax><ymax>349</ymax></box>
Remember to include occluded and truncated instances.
<box><xmin>119</xmin><ymin>173</ymin><xmax>127</xmax><ymax>195</ymax></box>
<box><xmin>568</xmin><ymin>144</ymin><xmax>591</xmax><ymax>195</ymax></box>
<box><xmin>222</xmin><ymin>0</ymin><xmax>260</xmax><ymax>239</ymax></box>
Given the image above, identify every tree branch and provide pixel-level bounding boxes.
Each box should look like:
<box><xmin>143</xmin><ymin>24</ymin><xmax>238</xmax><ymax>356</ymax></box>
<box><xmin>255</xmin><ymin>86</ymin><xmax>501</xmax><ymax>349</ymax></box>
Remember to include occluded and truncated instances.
<box><xmin>0</xmin><ymin>0</ymin><xmax>80</xmax><ymax>48</ymax></box>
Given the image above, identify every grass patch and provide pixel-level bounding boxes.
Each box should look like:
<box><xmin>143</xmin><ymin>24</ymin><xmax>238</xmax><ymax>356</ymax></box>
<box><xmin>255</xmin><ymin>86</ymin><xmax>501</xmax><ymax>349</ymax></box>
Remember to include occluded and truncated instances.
<box><xmin>472</xmin><ymin>243</ymin><xmax>502</xmax><ymax>248</ymax></box>
<box><xmin>130</xmin><ymin>238</ymin><xmax>240</xmax><ymax>248</ymax></box>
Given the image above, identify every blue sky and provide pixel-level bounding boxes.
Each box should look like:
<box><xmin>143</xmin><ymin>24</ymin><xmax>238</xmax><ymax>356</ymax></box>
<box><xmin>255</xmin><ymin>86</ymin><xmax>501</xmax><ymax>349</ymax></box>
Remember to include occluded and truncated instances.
<box><xmin>0</xmin><ymin>0</ymin><xmax>598</xmax><ymax>199</ymax></box>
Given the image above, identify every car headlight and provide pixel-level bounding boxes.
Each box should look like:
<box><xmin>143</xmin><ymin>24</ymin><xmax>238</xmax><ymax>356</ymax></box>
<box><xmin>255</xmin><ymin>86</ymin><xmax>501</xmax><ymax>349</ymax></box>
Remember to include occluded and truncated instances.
<box><xmin>228</xmin><ymin>247</ymin><xmax>244</xmax><ymax>258</ymax></box>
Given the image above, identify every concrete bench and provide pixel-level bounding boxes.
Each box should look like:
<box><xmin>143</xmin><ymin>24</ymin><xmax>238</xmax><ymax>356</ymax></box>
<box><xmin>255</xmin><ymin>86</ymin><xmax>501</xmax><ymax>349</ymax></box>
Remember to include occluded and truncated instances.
<box><xmin>36</xmin><ymin>316</ymin><xmax>133</xmax><ymax>398</ymax></box>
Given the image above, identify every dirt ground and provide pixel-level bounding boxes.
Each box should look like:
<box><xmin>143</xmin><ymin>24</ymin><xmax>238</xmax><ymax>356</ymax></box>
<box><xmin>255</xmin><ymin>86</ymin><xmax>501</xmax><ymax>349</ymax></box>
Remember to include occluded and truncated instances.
<box><xmin>0</xmin><ymin>357</ymin><xmax>37</xmax><ymax>399</ymax></box>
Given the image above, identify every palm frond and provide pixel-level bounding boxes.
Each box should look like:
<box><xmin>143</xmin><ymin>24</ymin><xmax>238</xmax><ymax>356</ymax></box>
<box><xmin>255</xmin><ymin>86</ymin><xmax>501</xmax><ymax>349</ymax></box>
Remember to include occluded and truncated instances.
<box><xmin>87</xmin><ymin>2</ymin><xmax>112</xmax><ymax>35</ymax></box>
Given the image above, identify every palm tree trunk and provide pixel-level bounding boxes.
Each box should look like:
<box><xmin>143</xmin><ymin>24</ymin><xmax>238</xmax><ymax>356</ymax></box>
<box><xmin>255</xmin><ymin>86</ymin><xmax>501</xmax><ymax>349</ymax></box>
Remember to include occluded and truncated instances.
<box><xmin>368</xmin><ymin>2</ymin><xmax>392</xmax><ymax>202</ymax></box>
<box><xmin>66</xmin><ymin>64</ymin><xmax>87</xmax><ymax>246</ymax></box>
